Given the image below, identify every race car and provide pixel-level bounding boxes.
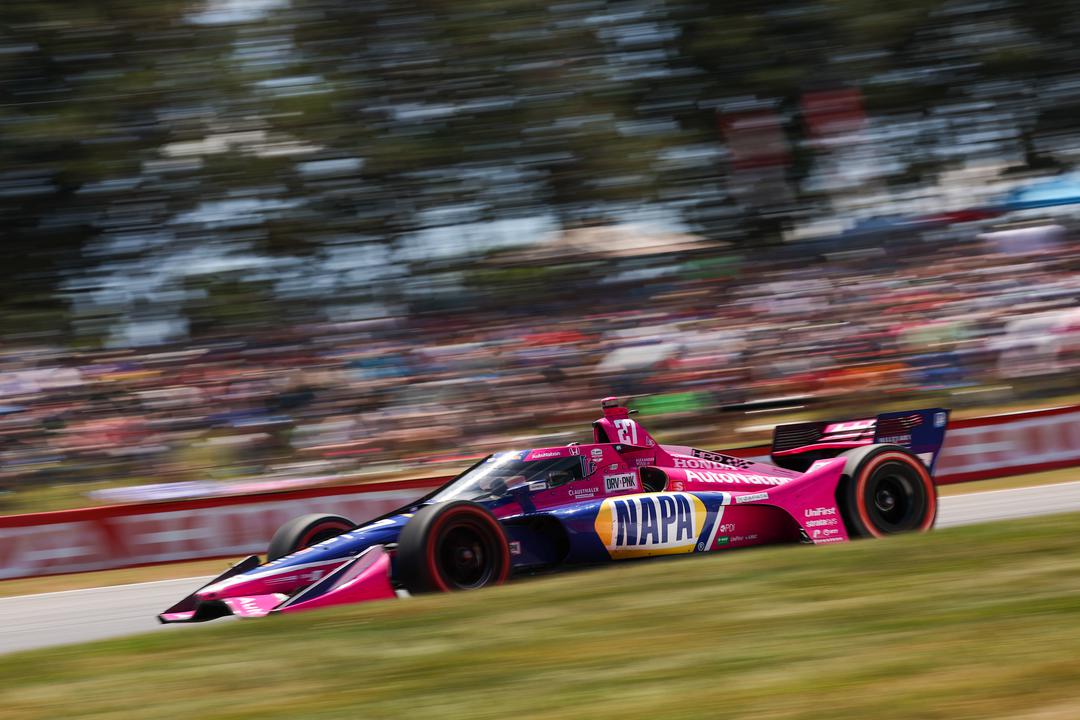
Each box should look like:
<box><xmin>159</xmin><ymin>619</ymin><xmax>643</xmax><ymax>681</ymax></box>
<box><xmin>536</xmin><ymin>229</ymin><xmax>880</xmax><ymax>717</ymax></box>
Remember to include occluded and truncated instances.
<box><xmin>159</xmin><ymin>398</ymin><xmax>948</xmax><ymax>622</ymax></box>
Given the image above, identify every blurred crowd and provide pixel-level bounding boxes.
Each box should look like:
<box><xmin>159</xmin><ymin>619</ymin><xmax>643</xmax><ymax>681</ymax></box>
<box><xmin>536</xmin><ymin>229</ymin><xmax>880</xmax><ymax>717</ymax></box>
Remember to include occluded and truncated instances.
<box><xmin>0</xmin><ymin>226</ymin><xmax>1076</xmax><ymax>506</ymax></box>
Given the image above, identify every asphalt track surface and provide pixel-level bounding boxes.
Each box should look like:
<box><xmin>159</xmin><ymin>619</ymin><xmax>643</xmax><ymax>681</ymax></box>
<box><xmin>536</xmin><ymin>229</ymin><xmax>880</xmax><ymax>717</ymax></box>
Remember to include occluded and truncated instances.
<box><xmin>3</xmin><ymin>479</ymin><xmax>1080</xmax><ymax>656</ymax></box>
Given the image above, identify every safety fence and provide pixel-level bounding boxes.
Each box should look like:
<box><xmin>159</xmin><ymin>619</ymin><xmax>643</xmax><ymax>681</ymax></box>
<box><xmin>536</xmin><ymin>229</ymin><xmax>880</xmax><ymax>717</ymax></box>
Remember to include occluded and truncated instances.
<box><xmin>2</xmin><ymin>405</ymin><xmax>1079</xmax><ymax>580</ymax></box>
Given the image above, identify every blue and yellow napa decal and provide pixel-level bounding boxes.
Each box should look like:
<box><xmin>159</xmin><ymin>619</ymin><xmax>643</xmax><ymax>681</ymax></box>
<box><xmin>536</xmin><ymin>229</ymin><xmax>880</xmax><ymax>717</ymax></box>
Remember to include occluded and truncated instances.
<box><xmin>593</xmin><ymin>492</ymin><xmax>708</xmax><ymax>559</ymax></box>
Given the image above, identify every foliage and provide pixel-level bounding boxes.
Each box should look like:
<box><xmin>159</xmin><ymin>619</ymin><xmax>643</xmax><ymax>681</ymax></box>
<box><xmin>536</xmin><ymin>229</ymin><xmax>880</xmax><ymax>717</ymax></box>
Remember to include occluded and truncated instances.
<box><xmin>6</xmin><ymin>512</ymin><xmax>1080</xmax><ymax>718</ymax></box>
<box><xmin>2</xmin><ymin>0</ymin><xmax>1079</xmax><ymax>335</ymax></box>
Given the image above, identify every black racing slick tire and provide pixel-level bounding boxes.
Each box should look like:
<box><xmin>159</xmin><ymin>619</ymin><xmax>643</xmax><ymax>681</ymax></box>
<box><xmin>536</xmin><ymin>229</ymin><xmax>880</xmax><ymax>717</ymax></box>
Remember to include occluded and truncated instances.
<box><xmin>837</xmin><ymin>445</ymin><xmax>937</xmax><ymax>538</ymax></box>
<box><xmin>395</xmin><ymin>501</ymin><xmax>511</xmax><ymax>594</ymax></box>
<box><xmin>267</xmin><ymin>513</ymin><xmax>356</xmax><ymax>561</ymax></box>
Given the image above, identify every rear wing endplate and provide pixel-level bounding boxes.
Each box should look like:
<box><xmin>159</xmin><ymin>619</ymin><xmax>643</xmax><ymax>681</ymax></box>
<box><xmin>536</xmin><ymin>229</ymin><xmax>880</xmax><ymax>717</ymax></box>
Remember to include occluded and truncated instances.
<box><xmin>772</xmin><ymin>408</ymin><xmax>950</xmax><ymax>473</ymax></box>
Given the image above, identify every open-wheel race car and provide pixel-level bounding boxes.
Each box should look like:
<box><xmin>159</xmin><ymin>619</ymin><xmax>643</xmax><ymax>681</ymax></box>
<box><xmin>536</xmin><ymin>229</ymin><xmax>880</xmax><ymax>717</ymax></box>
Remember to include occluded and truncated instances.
<box><xmin>159</xmin><ymin>398</ymin><xmax>949</xmax><ymax>622</ymax></box>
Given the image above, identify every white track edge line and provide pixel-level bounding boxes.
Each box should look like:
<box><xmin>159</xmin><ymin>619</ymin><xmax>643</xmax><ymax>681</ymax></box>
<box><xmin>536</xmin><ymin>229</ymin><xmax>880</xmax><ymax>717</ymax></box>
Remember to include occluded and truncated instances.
<box><xmin>0</xmin><ymin>575</ymin><xmax>213</xmax><ymax>602</ymax></box>
<box><xmin>940</xmin><ymin>479</ymin><xmax>1080</xmax><ymax>499</ymax></box>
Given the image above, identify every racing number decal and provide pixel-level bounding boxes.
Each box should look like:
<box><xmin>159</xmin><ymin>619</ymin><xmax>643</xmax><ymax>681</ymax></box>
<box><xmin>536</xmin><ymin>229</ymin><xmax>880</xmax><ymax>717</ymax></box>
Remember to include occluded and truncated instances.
<box><xmin>614</xmin><ymin>419</ymin><xmax>639</xmax><ymax>445</ymax></box>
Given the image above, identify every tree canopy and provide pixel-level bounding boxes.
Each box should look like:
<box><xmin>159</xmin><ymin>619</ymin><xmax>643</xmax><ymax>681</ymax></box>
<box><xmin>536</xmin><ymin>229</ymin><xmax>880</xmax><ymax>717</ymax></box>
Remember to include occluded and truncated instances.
<box><xmin>2</xmin><ymin>0</ymin><xmax>1078</xmax><ymax>340</ymax></box>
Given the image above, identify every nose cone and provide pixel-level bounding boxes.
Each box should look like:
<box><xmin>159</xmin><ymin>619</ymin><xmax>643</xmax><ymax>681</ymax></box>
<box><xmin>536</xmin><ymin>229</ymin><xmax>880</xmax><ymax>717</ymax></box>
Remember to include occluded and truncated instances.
<box><xmin>196</xmin><ymin>557</ymin><xmax>348</xmax><ymax>600</ymax></box>
<box><xmin>195</xmin><ymin>574</ymin><xmax>257</xmax><ymax>601</ymax></box>
<box><xmin>195</xmin><ymin>515</ymin><xmax>411</xmax><ymax>601</ymax></box>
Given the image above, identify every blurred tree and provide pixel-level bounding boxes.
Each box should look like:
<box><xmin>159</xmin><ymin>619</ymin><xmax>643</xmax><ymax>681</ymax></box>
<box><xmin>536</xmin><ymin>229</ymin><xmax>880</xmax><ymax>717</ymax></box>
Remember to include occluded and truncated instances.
<box><xmin>2</xmin><ymin>0</ymin><xmax>1080</xmax><ymax>340</ymax></box>
<box><xmin>0</xmin><ymin>1</ymin><xmax>239</xmax><ymax>333</ymax></box>
<box><xmin>276</xmin><ymin>0</ymin><xmax>683</xmax><ymax>246</ymax></box>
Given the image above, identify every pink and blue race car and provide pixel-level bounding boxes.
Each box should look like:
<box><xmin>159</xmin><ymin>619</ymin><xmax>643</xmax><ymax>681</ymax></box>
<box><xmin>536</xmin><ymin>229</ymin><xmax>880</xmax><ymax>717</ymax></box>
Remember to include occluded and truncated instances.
<box><xmin>159</xmin><ymin>398</ymin><xmax>948</xmax><ymax>622</ymax></box>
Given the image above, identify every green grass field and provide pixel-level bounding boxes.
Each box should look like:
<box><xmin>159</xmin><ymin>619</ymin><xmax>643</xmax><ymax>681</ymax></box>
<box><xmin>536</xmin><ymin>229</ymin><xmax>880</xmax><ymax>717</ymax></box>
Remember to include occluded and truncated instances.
<box><xmin>5</xmin><ymin>512</ymin><xmax>1080</xmax><ymax>719</ymax></box>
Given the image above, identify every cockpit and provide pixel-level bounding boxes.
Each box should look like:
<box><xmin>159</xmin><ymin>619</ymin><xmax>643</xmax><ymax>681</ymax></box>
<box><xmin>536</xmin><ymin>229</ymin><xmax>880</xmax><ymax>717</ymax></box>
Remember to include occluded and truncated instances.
<box><xmin>430</xmin><ymin>452</ymin><xmax>587</xmax><ymax>504</ymax></box>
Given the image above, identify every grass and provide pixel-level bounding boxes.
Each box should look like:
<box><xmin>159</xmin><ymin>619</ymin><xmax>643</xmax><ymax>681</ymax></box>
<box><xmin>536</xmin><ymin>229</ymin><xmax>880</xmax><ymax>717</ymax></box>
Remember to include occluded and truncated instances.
<box><xmin>0</xmin><ymin>558</ymin><xmax>234</xmax><ymax>599</ymax></box>
<box><xmin>5</xmin><ymin>512</ymin><xmax>1080</xmax><ymax>719</ymax></box>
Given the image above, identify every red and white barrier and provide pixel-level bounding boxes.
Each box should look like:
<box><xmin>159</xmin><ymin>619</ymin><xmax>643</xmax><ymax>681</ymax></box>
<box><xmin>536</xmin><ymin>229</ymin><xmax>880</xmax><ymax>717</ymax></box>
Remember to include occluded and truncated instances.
<box><xmin>2</xmin><ymin>405</ymin><xmax>1080</xmax><ymax>580</ymax></box>
<box><xmin>934</xmin><ymin>405</ymin><xmax>1080</xmax><ymax>483</ymax></box>
<box><xmin>0</xmin><ymin>480</ymin><xmax>441</xmax><ymax>581</ymax></box>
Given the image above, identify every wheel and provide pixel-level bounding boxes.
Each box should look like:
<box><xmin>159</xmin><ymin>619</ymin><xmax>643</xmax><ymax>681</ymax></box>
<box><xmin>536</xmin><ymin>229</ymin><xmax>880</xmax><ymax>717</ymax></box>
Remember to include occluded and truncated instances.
<box><xmin>267</xmin><ymin>513</ymin><xmax>355</xmax><ymax>561</ymax></box>
<box><xmin>395</xmin><ymin>501</ymin><xmax>511</xmax><ymax>594</ymax></box>
<box><xmin>837</xmin><ymin>445</ymin><xmax>936</xmax><ymax>538</ymax></box>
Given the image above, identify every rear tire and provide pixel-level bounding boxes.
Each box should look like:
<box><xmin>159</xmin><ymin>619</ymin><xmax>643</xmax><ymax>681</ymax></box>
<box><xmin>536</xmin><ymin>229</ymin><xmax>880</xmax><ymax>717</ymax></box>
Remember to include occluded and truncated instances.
<box><xmin>837</xmin><ymin>446</ymin><xmax>936</xmax><ymax>538</ymax></box>
<box><xmin>395</xmin><ymin>501</ymin><xmax>511</xmax><ymax>594</ymax></box>
<box><xmin>267</xmin><ymin>513</ymin><xmax>355</xmax><ymax>561</ymax></box>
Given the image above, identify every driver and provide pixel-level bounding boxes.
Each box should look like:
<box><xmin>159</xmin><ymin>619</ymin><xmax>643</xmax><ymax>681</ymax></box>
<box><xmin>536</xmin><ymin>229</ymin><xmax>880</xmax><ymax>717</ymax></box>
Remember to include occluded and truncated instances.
<box><xmin>481</xmin><ymin>473</ymin><xmax>526</xmax><ymax>496</ymax></box>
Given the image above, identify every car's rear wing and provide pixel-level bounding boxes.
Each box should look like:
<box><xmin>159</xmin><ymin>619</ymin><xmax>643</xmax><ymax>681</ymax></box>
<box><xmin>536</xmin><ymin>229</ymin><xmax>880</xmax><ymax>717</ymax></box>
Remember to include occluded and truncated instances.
<box><xmin>771</xmin><ymin>408</ymin><xmax>950</xmax><ymax>473</ymax></box>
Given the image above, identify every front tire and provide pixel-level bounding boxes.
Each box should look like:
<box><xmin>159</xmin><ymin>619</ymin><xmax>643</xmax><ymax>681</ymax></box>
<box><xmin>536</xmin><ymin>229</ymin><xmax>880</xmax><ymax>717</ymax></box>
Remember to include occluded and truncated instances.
<box><xmin>395</xmin><ymin>501</ymin><xmax>511</xmax><ymax>594</ymax></box>
<box><xmin>837</xmin><ymin>445</ymin><xmax>936</xmax><ymax>538</ymax></box>
<box><xmin>267</xmin><ymin>513</ymin><xmax>355</xmax><ymax>561</ymax></box>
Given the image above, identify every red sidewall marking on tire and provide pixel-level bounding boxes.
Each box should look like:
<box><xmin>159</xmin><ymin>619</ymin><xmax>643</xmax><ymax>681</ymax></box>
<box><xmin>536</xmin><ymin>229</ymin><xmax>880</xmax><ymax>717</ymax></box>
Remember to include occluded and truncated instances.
<box><xmin>425</xmin><ymin>506</ymin><xmax>510</xmax><ymax>593</ymax></box>
<box><xmin>855</xmin><ymin>452</ymin><xmax>936</xmax><ymax>538</ymax></box>
<box><xmin>298</xmin><ymin>521</ymin><xmax>352</xmax><ymax>549</ymax></box>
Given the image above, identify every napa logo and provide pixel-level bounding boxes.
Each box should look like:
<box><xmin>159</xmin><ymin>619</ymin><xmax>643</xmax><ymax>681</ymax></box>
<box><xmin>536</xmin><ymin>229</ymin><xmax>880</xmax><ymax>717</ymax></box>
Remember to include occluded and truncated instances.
<box><xmin>593</xmin><ymin>493</ymin><xmax>707</xmax><ymax>559</ymax></box>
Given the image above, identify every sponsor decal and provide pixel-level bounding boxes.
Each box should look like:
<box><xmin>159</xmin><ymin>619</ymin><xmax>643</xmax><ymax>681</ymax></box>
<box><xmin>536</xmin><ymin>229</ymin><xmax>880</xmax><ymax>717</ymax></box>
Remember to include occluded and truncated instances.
<box><xmin>684</xmin><ymin>470</ymin><xmax>789</xmax><ymax>486</ymax></box>
<box><xmin>824</xmin><ymin>419</ymin><xmax>875</xmax><ymax>433</ymax></box>
<box><xmin>530</xmin><ymin>450</ymin><xmax>563</xmax><ymax>460</ymax></box>
<box><xmin>569</xmin><ymin>485</ymin><xmax>600</xmax><ymax>500</ymax></box>
<box><xmin>234</xmin><ymin>596</ymin><xmax>272</xmax><ymax>615</ymax></box>
<box><xmin>593</xmin><ymin>493</ymin><xmax>707</xmax><ymax>559</ymax></box>
<box><xmin>508</xmin><ymin>541</ymin><xmax>522</xmax><ymax>556</ymax></box>
<box><xmin>878</xmin><ymin>434</ymin><xmax>911</xmax><ymax>445</ymax></box>
<box><xmin>807</xmin><ymin>459</ymin><xmax>835</xmax><ymax>472</ymax></box>
<box><xmin>634</xmin><ymin>456</ymin><xmax>655</xmax><ymax>467</ymax></box>
<box><xmin>266</xmin><ymin>576</ymin><xmax>295</xmax><ymax>586</ymax></box>
<box><xmin>528</xmin><ymin>481</ymin><xmax>548</xmax><ymax>492</ymax></box>
<box><xmin>591</xmin><ymin>448</ymin><xmax>604</xmax><ymax>458</ymax></box>
<box><xmin>569</xmin><ymin>445</ymin><xmax>581</xmax><ymax>456</ymax></box>
<box><xmin>805</xmin><ymin>507</ymin><xmax>836</xmax><ymax>517</ymax></box>
<box><xmin>690</xmin><ymin>449</ymin><xmax>752</xmax><ymax>469</ymax></box>
<box><xmin>675</xmin><ymin>457</ymin><xmax>732</xmax><ymax>471</ymax></box>
<box><xmin>646</xmin><ymin>438</ymin><xmax>655</xmax><ymax>447</ymax></box>
<box><xmin>608</xmin><ymin>463</ymin><xmax>620</xmax><ymax>471</ymax></box>
<box><xmin>805</xmin><ymin>518</ymin><xmax>837</xmax><ymax>527</ymax></box>
<box><xmin>735</xmin><ymin>492</ymin><xmax>769</xmax><ymax>504</ymax></box>
<box><xmin>715</xmin><ymin>536</ymin><xmax>730</xmax><ymax>547</ymax></box>
<box><xmin>265</xmin><ymin>568</ymin><xmax>326</xmax><ymax>587</ymax></box>
<box><xmin>934</xmin><ymin>411</ymin><xmax>946</xmax><ymax>428</ymax></box>
<box><xmin>604</xmin><ymin>473</ymin><xmax>638</xmax><ymax>493</ymax></box>
<box><xmin>586</xmin><ymin>460</ymin><xmax>598</xmax><ymax>476</ymax></box>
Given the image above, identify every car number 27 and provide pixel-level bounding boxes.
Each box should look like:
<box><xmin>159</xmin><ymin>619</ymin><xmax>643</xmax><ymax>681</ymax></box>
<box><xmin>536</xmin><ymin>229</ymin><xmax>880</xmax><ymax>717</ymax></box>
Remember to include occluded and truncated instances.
<box><xmin>614</xmin><ymin>419</ymin><xmax>639</xmax><ymax>445</ymax></box>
